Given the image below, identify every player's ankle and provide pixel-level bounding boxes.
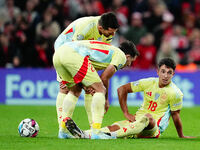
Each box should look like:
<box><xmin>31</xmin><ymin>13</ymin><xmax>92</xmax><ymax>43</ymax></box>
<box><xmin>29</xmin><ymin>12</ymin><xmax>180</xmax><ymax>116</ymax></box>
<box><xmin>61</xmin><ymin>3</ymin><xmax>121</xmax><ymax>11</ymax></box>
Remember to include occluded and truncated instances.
<box><xmin>61</xmin><ymin>117</ymin><xmax>71</xmax><ymax>129</ymax></box>
<box><xmin>92</xmin><ymin>123</ymin><xmax>101</xmax><ymax>129</ymax></box>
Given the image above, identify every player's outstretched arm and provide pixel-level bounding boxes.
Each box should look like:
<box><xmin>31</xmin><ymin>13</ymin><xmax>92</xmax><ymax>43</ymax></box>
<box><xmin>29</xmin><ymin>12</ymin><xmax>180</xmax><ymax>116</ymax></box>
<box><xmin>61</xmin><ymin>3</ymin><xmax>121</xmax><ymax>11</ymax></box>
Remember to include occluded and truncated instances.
<box><xmin>171</xmin><ymin>110</ymin><xmax>196</xmax><ymax>138</ymax></box>
<box><xmin>117</xmin><ymin>83</ymin><xmax>135</xmax><ymax>122</ymax></box>
<box><xmin>100</xmin><ymin>64</ymin><xmax>116</xmax><ymax>113</ymax></box>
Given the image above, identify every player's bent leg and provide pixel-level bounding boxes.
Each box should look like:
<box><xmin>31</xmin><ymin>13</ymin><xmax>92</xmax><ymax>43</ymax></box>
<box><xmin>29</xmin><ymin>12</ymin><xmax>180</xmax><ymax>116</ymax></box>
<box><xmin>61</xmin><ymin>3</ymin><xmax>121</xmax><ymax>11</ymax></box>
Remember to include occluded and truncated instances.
<box><xmin>136</xmin><ymin>113</ymin><xmax>160</xmax><ymax>138</ymax></box>
<box><xmin>110</xmin><ymin>116</ymin><xmax>150</xmax><ymax>138</ymax></box>
<box><xmin>137</xmin><ymin>125</ymin><xmax>160</xmax><ymax>138</ymax></box>
<box><xmin>144</xmin><ymin>113</ymin><xmax>156</xmax><ymax>130</ymax></box>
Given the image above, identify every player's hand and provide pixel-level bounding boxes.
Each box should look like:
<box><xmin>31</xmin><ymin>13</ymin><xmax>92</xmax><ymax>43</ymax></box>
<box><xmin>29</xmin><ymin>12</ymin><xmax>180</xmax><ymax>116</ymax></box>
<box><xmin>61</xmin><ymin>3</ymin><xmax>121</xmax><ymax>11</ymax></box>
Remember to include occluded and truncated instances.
<box><xmin>59</xmin><ymin>82</ymin><xmax>69</xmax><ymax>94</ymax></box>
<box><xmin>60</xmin><ymin>82</ymin><xmax>67</xmax><ymax>89</ymax></box>
<box><xmin>104</xmin><ymin>99</ymin><xmax>110</xmax><ymax>114</ymax></box>
<box><xmin>180</xmin><ymin>136</ymin><xmax>196</xmax><ymax>138</ymax></box>
<box><xmin>124</xmin><ymin>113</ymin><xmax>136</xmax><ymax>122</ymax></box>
<box><xmin>83</xmin><ymin>86</ymin><xmax>95</xmax><ymax>95</ymax></box>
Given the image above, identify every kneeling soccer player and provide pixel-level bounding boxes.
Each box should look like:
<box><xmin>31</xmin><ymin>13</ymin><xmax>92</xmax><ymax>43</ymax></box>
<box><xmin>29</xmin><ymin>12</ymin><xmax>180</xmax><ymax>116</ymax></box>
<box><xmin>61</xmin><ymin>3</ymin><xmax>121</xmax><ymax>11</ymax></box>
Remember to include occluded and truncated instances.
<box><xmin>65</xmin><ymin>58</ymin><xmax>195</xmax><ymax>139</ymax></box>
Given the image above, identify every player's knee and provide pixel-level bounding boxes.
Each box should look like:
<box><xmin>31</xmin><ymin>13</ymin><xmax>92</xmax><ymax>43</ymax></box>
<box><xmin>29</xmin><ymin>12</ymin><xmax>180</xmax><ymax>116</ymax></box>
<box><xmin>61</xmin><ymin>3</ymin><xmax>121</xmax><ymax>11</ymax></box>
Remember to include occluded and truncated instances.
<box><xmin>145</xmin><ymin>113</ymin><xmax>153</xmax><ymax>121</ymax></box>
<box><xmin>91</xmin><ymin>82</ymin><xmax>106</xmax><ymax>94</ymax></box>
<box><xmin>145</xmin><ymin>113</ymin><xmax>156</xmax><ymax>128</ymax></box>
<box><xmin>73</xmin><ymin>88</ymin><xmax>82</xmax><ymax>97</ymax></box>
<box><xmin>99</xmin><ymin>85</ymin><xmax>106</xmax><ymax>94</ymax></box>
<box><xmin>70</xmin><ymin>84</ymin><xmax>82</xmax><ymax>97</ymax></box>
<box><xmin>95</xmin><ymin>84</ymin><xmax>106</xmax><ymax>94</ymax></box>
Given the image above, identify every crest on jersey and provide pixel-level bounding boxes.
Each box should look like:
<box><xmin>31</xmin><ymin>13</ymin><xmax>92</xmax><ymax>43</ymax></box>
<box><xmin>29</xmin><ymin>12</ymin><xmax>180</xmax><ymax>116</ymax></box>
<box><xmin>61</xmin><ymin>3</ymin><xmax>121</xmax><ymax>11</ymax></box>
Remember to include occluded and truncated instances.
<box><xmin>77</xmin><ymin>34</ymin><xmax>84</xmax><ymax>40</ymax></box>
<box><xmin>160</xmin><ymin>92</ymin><xmax>167</xmax><ymax>104</ymax></box>
<box><xmin>155</xmin><ymin>93</ymin><xmax>160</xmax><ymax>100</ymax></box>
<box><xmin>117</xmin><ymin>64</ymin><xmax>123</xmax><ymax>70</ymax></box>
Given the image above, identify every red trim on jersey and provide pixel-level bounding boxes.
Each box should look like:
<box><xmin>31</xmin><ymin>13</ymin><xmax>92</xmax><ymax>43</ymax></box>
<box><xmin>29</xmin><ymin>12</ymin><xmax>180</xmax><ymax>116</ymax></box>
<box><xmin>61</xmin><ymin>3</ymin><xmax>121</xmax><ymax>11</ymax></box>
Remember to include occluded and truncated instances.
<box><xmin>73</xmin><ymin>56</ymin><xmax>89</xmax><ymax>84</ymax></box>
<box><xmin>89</xmin><ymin>41</ymin><xmax>111</xmax><ymax>46</ymax></box>
<box><xmin>157</xmin><ymin>116</ymin><xmax>162</xmax><ymax>127</ymax></box>
<box><xmin>91</xmin><ymin>48</ymin><xmax>109</xmax><ymax>54</ymax></box>
<box><xmin>62</xmin><ymin>81</ymin><xmax>69</xmax><ymax>84</ymax></box>
<box><xmin>64</xmin><ymin>28</ymin><xmax>73</xmax><ymax>34</ymax></box>
<box><xmin>155</xmin><ymin>130</ymin><xmax>161</xmax><ymax>138</ymax></box>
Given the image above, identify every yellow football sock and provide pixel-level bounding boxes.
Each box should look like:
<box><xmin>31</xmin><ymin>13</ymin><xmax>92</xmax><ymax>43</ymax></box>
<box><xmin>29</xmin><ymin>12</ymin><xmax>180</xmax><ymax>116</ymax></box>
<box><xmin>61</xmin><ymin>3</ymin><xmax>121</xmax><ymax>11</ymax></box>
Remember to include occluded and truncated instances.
<box><xmin>91</xmin><ymin>92</ymin><xmax>105</xmax><ymax>129</ymax></box>
<box><xmin>84</xmin><ymin>94</ymin><xmax>93</xmax><ymax>127</ymax></box>
<box><xmin>61</xmin><ymin>92</ymin><xmax>78</xmax><ymax>125</ymax></box>
<box><xmin>115</xmin><ymin>116</ymin><xmax>149</xmax><ymax>138</ymax></box>
<box><xmin>56</xmin><ymin>92</ymin><xmax>66</xmax><ymax>128</ymax></box>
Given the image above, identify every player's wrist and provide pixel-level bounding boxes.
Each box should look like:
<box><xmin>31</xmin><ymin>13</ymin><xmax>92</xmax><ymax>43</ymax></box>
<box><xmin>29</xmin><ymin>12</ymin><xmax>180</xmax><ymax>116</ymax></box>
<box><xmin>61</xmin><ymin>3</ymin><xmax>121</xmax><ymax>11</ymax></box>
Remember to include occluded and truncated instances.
<box><xmin>123</xmin><ymin>111</ymin><xmax>130</xmax><ymax>116</ymax></box>
<box><xmin>178</xmin><ymin>133</ymin><xmax>184</xmax><ymax>138</ymax></box>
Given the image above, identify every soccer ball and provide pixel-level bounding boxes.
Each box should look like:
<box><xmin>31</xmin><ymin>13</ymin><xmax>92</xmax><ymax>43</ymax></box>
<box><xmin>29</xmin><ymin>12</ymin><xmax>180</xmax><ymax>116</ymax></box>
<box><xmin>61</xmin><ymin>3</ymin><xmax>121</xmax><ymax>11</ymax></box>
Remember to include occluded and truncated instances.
<box><xmin>18</xmin><ymin>118</ymin><xmax>39</xmax><ymax>137</ymax></box>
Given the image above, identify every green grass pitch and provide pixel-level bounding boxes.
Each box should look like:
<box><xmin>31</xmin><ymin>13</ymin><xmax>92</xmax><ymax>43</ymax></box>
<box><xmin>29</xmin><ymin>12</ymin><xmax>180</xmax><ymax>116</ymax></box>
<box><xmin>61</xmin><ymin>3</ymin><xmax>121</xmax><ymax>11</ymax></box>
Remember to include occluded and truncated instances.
<box><xmin>0</xmin><ymin>105</ymin><xmax>199</xmax><ymax>150</ymax></box>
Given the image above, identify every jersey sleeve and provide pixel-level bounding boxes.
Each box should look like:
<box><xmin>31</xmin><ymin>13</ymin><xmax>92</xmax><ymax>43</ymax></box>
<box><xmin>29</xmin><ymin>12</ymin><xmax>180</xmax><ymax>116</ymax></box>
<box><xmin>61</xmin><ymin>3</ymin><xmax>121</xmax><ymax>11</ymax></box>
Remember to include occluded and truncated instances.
<box><xmin>109</xmin><ymin>49</ymin><xmax>126</xmax><ymax>71</ymax></box>
<box><xmin>169</xmin><ymin>90</ymin><xmax>183</xmax><ymax>111</ymax></box>
<box><xmin>130</xmin><ymin>78</ymin><xmax>154</xmax><ymax>92</ymax></box>
<box><xmin>72</xmin><ymin>21</ymin><xmax>95</xmax><ymax>41</ymax></box>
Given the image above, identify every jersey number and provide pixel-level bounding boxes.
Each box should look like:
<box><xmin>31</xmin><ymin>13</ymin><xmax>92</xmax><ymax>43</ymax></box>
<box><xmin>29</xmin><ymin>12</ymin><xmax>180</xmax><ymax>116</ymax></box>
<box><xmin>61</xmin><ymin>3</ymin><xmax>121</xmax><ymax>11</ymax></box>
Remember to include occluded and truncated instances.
<box><xmin>148</xmin><ymin>101</ymin><xmax>157</xmax><ymax>111</ymax></box>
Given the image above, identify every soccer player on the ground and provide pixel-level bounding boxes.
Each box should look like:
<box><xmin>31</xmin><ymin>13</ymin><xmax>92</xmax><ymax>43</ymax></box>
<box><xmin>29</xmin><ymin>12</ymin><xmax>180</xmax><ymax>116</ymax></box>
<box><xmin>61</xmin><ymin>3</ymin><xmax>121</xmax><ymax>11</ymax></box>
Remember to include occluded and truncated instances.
<box><xmin>54</xmin><ymin>12</ymin><xmax>119</xmax><ymax>138</ymax></box>
<box><xmin>53</xmin><ymin>40</ymin><xmax>139</xmax><ymax>139</ymax></box>
<box><xmin>65</xmin><ymin>58</ymin><xmax>195</xmax><ymax>139</ymax></box>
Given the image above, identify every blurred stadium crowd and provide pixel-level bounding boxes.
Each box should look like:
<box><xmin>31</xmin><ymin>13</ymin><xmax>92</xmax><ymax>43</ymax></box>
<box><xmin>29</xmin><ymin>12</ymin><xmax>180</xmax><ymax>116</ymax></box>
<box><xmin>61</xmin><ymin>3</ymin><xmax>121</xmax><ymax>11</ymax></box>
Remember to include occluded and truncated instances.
<box><xmin>0</xmin><ymin>0</ymin><xmax>200</xmax><ymax>71</ymax></box>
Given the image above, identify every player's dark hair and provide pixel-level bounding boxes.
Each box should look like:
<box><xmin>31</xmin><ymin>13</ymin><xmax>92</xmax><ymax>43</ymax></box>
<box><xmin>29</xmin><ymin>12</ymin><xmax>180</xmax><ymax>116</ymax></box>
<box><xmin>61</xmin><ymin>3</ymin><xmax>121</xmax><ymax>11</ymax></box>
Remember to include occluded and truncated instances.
<box><xmin>99</xmin><ymin>12</ymin><xmax>119</xmax><ymax>30</ymax></box>
<box><xmin>158</xmin><ymin>58</ymin><xmax>176</xmax><ymax>70</ymax></box>
<box><xmin>119</xmin><ymin>40</ymin><xmax>140</xmax><ymax>57</ymax></box>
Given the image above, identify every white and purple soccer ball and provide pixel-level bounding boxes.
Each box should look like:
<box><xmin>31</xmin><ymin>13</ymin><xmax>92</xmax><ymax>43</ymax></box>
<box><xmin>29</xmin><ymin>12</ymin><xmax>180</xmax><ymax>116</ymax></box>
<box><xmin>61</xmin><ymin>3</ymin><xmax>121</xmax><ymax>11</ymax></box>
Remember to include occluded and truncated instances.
<box><xmin>18</xmin><ymin>118</ymin><xmax>39</xmax><ymax>137</ymax></box>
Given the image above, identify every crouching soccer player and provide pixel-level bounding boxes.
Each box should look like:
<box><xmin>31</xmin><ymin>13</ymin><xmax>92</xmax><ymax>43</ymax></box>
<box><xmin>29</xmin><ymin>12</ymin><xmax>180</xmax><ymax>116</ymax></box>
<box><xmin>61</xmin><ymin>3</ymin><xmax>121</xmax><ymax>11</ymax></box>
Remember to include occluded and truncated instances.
<box><xmin>65</xmin><ymin>58</ymin><xmax>195</xmax><ymax>139</ymax></box>
<box><xmin>53</xmin><ymin>40</ymin><xmax>139</xmax><ymax>139</ymax></box>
